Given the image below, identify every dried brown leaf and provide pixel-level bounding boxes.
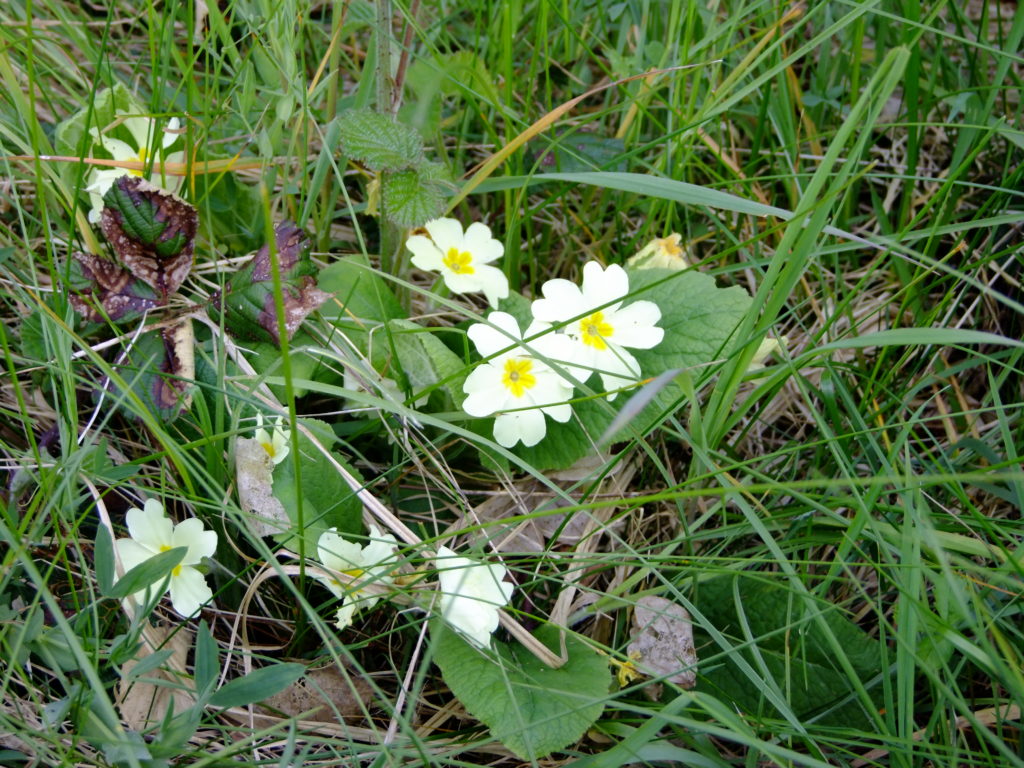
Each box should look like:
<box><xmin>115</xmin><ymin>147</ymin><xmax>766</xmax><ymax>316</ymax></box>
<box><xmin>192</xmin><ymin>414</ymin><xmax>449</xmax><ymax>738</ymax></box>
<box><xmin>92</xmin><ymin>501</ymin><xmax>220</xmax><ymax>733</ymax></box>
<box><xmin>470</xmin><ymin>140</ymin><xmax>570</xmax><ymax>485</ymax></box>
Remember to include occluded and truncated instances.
<box><xmin>235</xmin><ymin>436</ymin><xmax>289</xmax><ymax>538</ymax></box>
<box><xmin>255</xmin><ymin>661</ymin><xmax>374</xmax><ymax>723</ymax></box>
<box><xmin>117</xmin><ymin>624</ymin><xmax>194</xmax><ymax>730</ymax></box>
<box><xmin>627</xmin><ymin>595</ymin><xmax>697</xmax><ymax>689</ymax></box>
<box><xmin>68</xmin><ymin>250</ymin><xmax>160</xmax><ymax>322</ymax></box>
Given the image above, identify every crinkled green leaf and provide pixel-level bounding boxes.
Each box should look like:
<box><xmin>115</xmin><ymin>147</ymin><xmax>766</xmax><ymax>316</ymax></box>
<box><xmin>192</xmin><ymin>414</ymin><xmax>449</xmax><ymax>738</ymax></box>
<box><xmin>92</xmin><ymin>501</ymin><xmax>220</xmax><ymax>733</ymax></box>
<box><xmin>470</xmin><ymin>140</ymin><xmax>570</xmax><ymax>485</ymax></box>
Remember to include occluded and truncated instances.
<box><xmin>382</xmin><ymin>165</ymin><xmax>450</xmax><ymax>229</ymax></box>
<box><xmin>270</xmin><ymin>418</ymin><xmax>364</xmax><ymax>553</ymax></box>
<box><xmin>433</xmin><ymin>622</ymin><xmax>610</xmax><ymax>759</ymax></box>
<box><xmin>696</xmin><ymin>575</ymin><xmax>882</xmax><ymax>727</ymax></box>
<box><xmin>382</xmin><ymin>319</ymin><xmax>467</xmax><ymax>408</ymax></box>
<box><xmin>336</xmin><ymin>109</ymin><xmax>423</xmax><ymax>171</ymax></box>
<box><xmin>208</xmin><ymin>663</ymin><xmax>306</xmax><ymax>709</ymax></box>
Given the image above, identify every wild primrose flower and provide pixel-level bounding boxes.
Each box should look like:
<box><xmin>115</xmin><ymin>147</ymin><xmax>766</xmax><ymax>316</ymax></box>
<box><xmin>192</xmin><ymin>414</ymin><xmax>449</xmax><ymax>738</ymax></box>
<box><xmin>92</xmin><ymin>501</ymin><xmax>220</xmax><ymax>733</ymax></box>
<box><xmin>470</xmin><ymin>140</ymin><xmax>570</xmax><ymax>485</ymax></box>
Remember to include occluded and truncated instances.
<box><xmin>254</xmin><ymin>413</ymin><xmax>290</xmax><ymax>466</ymax></box>
<box><xmin>436</xmin><ymin>546</ymin><xmax>514</xmax><ymax>649</ymax></box>
<box><xmin>747</xmin><ymin>335</ymin><xmax>788</xmax><ymax>372</ymax></box>
<box><xmin>626</xmin><ymin>233</ymin><xmax>689</xmax><ymax>271</ymax></box>
<box><xmin>85</xmin><ymin>113</ymin><xmax>183</xmax><ymax>223</ymax></box>
<box><xmin>315</xmin><ymin>526</ymin><xmax>398</xmax><ymax>630</ymax></box>
<box><xmin>531</xmin><ymin>261</ymin><xmax>664</xmax><ymax>399</ymax></box>
<box><xmin>115</xmin><ymin>498</ymin><xmax>218</xmax><ymax>618</ymax></box>
<box><xmin>463</xmin><ymin>311</ymin><xmax>575</xmax><ymax>448</ymax></box>
<box><xmin>405</xmin><ymin>218</ymin><xmax>509</xmax><ymax>308</ymax></box>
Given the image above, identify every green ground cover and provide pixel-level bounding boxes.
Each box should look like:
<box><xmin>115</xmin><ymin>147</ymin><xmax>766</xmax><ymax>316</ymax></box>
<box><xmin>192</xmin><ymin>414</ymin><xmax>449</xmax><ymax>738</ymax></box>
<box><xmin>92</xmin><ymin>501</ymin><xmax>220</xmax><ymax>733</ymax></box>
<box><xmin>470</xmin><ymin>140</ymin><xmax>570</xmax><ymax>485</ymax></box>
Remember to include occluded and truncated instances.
<box><xmin>1</xmin><ymin>1</ymin><xmax>1021</xmax><ymax>765</ymax></box>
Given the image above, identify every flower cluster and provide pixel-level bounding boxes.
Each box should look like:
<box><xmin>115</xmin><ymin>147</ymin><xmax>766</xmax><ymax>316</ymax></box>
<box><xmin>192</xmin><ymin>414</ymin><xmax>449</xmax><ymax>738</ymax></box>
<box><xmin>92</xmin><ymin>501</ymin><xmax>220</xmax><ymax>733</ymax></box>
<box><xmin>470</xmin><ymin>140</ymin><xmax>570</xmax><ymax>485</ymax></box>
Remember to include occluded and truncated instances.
<box><xmin>115</xmin><ymin>499</ymin><xmax>218</xmax><ymax>618</ymax></box>
<box><xmin>315</xmin><ymin>525</ymin><xmax>399</xmax><ymax>629</ymax></box>
<box><xmin>407</xmin><ymin>218</ymin><xmax>665</xmax><ymax>448</ymax></box>
<box><xmin>85</xmin><ymin>112</ymin><xmax>183</xmax><ymax>223</ymax></box>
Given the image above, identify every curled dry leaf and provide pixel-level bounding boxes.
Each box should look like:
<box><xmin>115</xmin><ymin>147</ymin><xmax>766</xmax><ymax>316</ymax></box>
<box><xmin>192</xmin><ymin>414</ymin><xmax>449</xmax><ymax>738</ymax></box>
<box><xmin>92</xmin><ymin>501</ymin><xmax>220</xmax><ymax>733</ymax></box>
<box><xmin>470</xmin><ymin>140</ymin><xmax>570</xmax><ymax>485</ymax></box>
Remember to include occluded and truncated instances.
<box><xmin>255</xmin><ymin>661</ymin><xmax>374</xmax><ymax>723</ymax></box>
<box><xmin>67</xmin><ymin>250</ymin><xmax>160</xmax><ymax>323</ymax></box>
<box><xmin>154</xmin><ymin>318</ymin><xmax>195</xmax><ymax>412</ymax></box>
<box><xmin>101</xmin><ymin>175</ymin><xmax>197</xmax><ymax>299</ymax></box>
<box><xmin>235</xmin><ymin>436</ymin><xmax>289</xmax><ymax>538</ymax></box>
<box><xmin>627</xmin><ymin>595</ymin><xmax>697</xmax><ymax>690</ymax></box>
<box><xmin>117</xmin><ymin>623</ymin><xmax>194</xmax><ymax>730</ymax></box>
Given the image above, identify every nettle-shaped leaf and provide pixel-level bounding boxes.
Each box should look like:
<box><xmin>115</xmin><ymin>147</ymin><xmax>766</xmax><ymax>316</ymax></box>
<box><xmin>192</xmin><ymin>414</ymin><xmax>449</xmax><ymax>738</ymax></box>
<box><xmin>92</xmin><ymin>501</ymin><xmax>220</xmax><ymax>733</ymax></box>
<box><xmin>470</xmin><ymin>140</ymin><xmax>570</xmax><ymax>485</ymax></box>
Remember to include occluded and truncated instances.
<box><xmin>67</xmin><ymin>251</ymin><xmax>159</xmax><ymax>324</ymax></box>
<box><xmin>217</xmin><ymin>221</ymin><xmax>331</xmax><ymax>346</ymax></box>
<box><xmin>336</xmin><ymin>109</ymin><xmax>451</xmax><ymax>228</ymax></box>
<box><xmin>101</xmin><ymin>175</ymin><xmax>197</xmax><ymax>299</ymax></box>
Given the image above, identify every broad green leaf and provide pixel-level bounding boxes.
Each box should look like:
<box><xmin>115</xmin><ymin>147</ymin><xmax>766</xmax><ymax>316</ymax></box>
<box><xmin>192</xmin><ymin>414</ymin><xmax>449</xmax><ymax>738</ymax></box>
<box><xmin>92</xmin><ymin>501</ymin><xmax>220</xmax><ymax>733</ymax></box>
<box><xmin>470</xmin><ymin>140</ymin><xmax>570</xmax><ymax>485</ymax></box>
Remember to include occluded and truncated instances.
<box><xmin>433</xmin><ymin>622</ymin><xmax>610</xmax><ymax>759</ymax></box>
<box><xmin>317</xmin><ymin>254</ymin><xmax>406</xmax><ymax>324</ymax></box>
<box><xmin>695</xmin><ymin>576</ymin><xmax>882</xmax><ymax>727</ymax></box>
<box><xmin>107</xmin><ymin>547</ymin><xmax>185</xmax><ymax>599</ymax></box>
<box><xmin>336</xmin><ymin>109</ymin><xmax>423</xmax><ymax>171</ymax></box>
<box><xmin>384</xmin><ymin>319</ymin><xmax>468</xmax><ymax>409</ymax></box>
<box><xmin>382</xmin><ymin>164</ymin><xmax>450</xmax><ymax>229</ymax></box>
<box><xmin>106</xmin><ymin>322</ymin><xmax>194</xmax><ymax>422</ymax></box>
<box><xmin>247</xmin><ymin>332</ymin><xmax>335</xmax><ymax>400</ymax></box>
<box><xmin>208</xmin><ymin>662</ymin><xmax>306</xmax><ymax>708</ymax></box>
<box><xmin>270</xmin><ymin>418</ymin><xmax>364</xmax><ymax>553</ymax></box>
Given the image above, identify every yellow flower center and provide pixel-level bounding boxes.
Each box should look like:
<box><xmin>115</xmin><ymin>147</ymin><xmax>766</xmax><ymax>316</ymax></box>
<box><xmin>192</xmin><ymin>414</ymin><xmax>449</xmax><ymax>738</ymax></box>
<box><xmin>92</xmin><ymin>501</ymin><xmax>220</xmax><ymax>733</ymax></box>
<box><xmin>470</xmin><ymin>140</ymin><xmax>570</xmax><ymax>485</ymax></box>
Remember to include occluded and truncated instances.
<box><xmin>580</xmin><ymin>311</ymin><xmax>614</xmax><ymax>351</ymax></box>
<box><xmin>131</xmin><ymin>146</ymin><xmax>147</xmax><ymax>177</ymax></box>
<box><xmin>259</xmin><ymin>438</ymin><xmax>275</xmax><ymax>458</ymax></box>
<box><xmin>443</xmin><ymin>247</ymin><xmax>475</xmax><ymax>275</ymax></box>
<box><xmin>502</xmin><ymin>358</ymin><xmax>536</xmax><ymax>398</ymax></box>
<box><xmin>159</xmin><ymin>544</ymin><xmax>183</xmax><ymax>577</ymax></box>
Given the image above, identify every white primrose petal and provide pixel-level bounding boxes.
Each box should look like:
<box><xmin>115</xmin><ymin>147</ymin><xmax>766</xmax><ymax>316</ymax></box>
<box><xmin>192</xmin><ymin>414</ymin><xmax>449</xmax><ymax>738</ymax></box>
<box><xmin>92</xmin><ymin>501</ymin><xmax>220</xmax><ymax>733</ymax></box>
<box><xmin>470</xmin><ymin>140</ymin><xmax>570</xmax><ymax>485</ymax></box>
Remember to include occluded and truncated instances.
<box><xmin>116</xmin><ymin>538</ymin><xmax>156</xmax><ymax>572</ymax></box>
<box><xmin>127</xmin><ymin>501</ymin><xmax>173</xmax><ymax>552</ymax></box>
<box><xmin>540</xmin><ymin>400</ymin><xmax>573</xmax><ymax>423</ymax></box>
<box><xmin>423</xmin><ymin>217</ymin><xmax>465</xmax><ymax>253</ymax></box>
<box><xmin>494</xmin><ymin>408</ymin><xmax>546</xmax><ymax>447</ymax></box>
<box><xmin>442</xmin><ymin>268</ymin><xmax>483</xmax><ymax>295</ymax></box>
<box><xmin>406</xmin><ymin>234</ymin><xmax>444</xmax><ymax>271</ymax></box>
<box><xmin>123</xmin><ymin>116</ymin><xmax>156</xmax><ymax>149</ymax></box>
<box><xmin>168</xmin><ymin>566</ymin><xmax>212</xmax><ymax>618</ymax></box>
<box><xmin>97</xmin><ymin>136</ymin><xmax>140</xmax><ymax>162</ymax></box>
<box><xmin>437</xmin><ymin>547</ymin><xmax>513</xmax><ymax>648</ymax></box>
<box><xmin>473</xmin><ymin>264</ymin><xmax>510</xmax><ymax>308</ymax></box>
<box><xmin>463</xmin><ymin>222</ymin><xmax>504</xmax><ymax>264</ymax></box>
<box><xmin>171</xmin><ymin>518</ymin><xmax>218</xmax><ymax>564</ymax></box>
<box><xmin>463</xmin><ymin>385</ymin><xmax>502</xmax><ymax>418</ymax></box>
<box><xmin>317</xmin><ymin>528</ymin><xmax>364</xmax><ymax>573</ymax></box>
<box><xmin>334</xmin><ymin>600</ymin><xmax>357</xmax><ymax>630</ymax></box>
<box><xmin>531</xmin><ymin>278</ymin><xmax>585</xmax><ymax>322</ymax></box>
<box><xmin>581</xmin><ymin>261</ymin><xmax>629</xmax><ymax>309</ymax></box>
<box><xmin>606</xmin><ymin>301</ymin><xmax>664</xmax><ymax>349</ymax></box>
<box><xmin>162</xmin><ymin>117</ymin><xmax>181</xmax><ymax>147</ymax></box>
<box><xmin>467</xmin><ymin>312</ymin><xmax>523</xmax><ymax>357</ymax></box>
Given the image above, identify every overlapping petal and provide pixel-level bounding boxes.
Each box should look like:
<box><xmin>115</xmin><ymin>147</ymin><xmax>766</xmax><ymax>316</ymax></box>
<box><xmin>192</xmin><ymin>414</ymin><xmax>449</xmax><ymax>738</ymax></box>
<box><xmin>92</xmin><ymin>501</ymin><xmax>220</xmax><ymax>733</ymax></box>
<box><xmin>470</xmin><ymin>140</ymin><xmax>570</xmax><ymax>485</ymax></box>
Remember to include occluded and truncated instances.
<box><xmin>437</xmin><ymin>546</ymin><xmax>514</xmax><ymax>649</ymax></box>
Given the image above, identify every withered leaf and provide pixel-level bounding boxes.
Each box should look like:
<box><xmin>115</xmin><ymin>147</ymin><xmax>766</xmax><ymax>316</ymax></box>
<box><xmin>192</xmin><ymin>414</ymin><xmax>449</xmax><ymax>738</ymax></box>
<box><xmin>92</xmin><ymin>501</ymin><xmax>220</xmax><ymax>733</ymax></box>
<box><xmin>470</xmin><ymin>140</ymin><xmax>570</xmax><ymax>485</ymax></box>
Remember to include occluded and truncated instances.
<box><xmin>106</xmin><ymin>319</ymin><xmax>194</xmax><ymax>420</ymax></box>
<box><xmin>68</xmin><ymin>250</ymin><xmax>160</xmax><ymax>323</ymax></box>
<box><xmin>235</xmin><ymin>436</ymin><xmax>290</xmax><ymax>538</ymax></box>
<box><xmin>101</xmin><ymin>176</ymin><xmax>197</xmax><ymax>299</ymax></box>
<box><xmin>215</xmin><ymin>221</ymin><xmax>330</xmax><ymax>346</ymax></box>
<box><xmin>627</xmin><ymin>595</ymin><xmax>698</xmax><ymax>690</ymax></box>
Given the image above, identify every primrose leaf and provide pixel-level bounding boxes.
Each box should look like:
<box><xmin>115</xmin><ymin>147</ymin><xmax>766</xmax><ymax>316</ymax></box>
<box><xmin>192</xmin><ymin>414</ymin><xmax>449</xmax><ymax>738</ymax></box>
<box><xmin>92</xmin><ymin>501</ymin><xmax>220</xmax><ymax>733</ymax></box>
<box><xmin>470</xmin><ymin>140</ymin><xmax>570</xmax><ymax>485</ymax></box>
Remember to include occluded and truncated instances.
<box><xmin>208</xmin><ymin>663</ymin><xmax>306</xmax><ymax>709</ymax></box>
<box><xmin>695</xmin><ymin>575</ymin><xmax>883</xmax><ymax>728</ymax></box>
<box><xmin>317</xmin><ymin>254</ymin><xmax>406</xmax><ymax>324</ymax></box>
<box><xmin>216</xmin><ymin>221</ymin><xmax>331</xmax><ymax>346</ymax></box>
<box><xmin>432</xmin><ymin>622</ymin><xmax>610</xmax><ymax>760</ymax></box>
<box><xmin>336</xmin><ymin>109</ymin><xmax>423</xmax><ymax>171</ymax></box>
<box><xmin>101</xmin><ymin>176</ymin><xmax>197</xmax><ymax>299</ymax></box>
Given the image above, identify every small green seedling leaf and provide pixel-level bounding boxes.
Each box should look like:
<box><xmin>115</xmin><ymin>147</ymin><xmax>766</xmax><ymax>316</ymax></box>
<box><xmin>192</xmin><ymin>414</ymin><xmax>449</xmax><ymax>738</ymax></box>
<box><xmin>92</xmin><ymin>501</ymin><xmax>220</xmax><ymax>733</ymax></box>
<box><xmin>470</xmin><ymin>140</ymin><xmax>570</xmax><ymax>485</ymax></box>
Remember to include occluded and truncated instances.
<box><xmin>433</xmin><ymin>622</ymin><xmax>610</xmax><ymax>760</ymax></box>
<box><xmin>208</xmin><ymin>662</ymin><xmax>306</xmax><ymax>708</ymax></box>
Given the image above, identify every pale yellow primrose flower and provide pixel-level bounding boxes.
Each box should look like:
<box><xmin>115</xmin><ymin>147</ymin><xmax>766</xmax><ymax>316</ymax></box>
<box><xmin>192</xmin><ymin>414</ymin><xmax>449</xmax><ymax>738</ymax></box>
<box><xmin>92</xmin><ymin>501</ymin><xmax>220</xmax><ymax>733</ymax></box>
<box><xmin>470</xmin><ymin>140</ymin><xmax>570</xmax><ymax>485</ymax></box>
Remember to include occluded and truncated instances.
<box><xmin>115</xmin><ymin>498</ymin><xmax>218</xmax><ymax>618</ymax></box>
<box><xmin>626</xmin><ymin>233</ymin><xmax>689</xmax><ymax>271</ymax></box>
<box><xmin>747</xmin><ymin>335</ymin><xmax>788</xmax><ymax>372</ymax></box>
<box><xmin>531</xmin><ymin>261</ymin><xmax>664</xmax><ymax>400</ymax></box>
<box><xmin>315</xmin><ymin>526</ymin><xmax>398</xmax><ymax>630</ymax></box>
<box><xmin>436</xmin><ymin>546</ymin><xmax>514</xmax><ymax>649</ymax></box>
<box><xmin>254</xmin><ymin>413</ymin><xmax>290</xmax><ymax>465</ymax></box>
<box><xmin>463</xmin><ymin>311</ymin><xmax>576</xmax><ymax>448</ymax></box>
<box><xmin>85</xmin><ymin>114</ymin><xmax>183</xmax><ymax>223</ymax></box>
<box><xmin>405</xmin><ymin>218</ymin><xmax>509</xmax><ymax>308</ymax></box>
